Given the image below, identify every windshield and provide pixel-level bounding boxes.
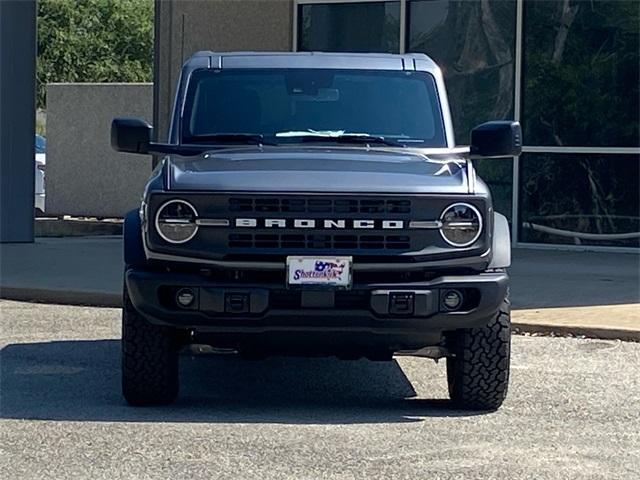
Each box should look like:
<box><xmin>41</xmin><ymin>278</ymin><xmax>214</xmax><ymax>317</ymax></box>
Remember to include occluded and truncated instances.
<box><xmin>182</xmin><ymin>68</ymin><xmax>447</xmax><ymax>147</ymax></box>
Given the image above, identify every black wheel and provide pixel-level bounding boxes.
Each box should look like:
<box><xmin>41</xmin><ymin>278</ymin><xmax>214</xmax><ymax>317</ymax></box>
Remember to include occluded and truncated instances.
<box><xmin>446</xmin><ymin>296</ymin><xmax>511</xmax><ymax>411</ymax></box>
<box><xmin>122</xmin><ymin>285</ymin><xmax>179</xmax><ymax>406</ymax></box>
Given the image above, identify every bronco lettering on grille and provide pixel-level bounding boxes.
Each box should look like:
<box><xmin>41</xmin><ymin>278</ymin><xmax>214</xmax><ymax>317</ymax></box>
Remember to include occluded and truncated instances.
<box><xmin>234</xmin><ymin>218</ymin><xmax>404</xmax><ymax>229</ymax></box>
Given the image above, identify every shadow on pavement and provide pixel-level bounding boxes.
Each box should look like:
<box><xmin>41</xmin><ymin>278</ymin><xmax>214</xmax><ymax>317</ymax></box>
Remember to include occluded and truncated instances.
<box><xmin>0</xmin><ymin>339</ymin><xmax>479</xmax><ymax>424</ymax></box>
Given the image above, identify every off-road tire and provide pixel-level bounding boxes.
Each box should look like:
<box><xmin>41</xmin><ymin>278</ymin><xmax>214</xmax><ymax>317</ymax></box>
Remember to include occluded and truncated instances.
<box><xmin>122</xmin><ymin>286</ymin><xmax>179</xmax><ymax>406</ymax></box>
<box><xmin>446</xmin><ymin>297</ymin><xmax>511</xmax><ymax>411</ymax></box>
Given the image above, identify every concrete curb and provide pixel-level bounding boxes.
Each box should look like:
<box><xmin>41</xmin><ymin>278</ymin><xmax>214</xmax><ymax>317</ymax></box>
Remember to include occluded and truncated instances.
<box><xmin>512</xmin><ymin>322</ymin><xmax>639</xmax><ymax>342</ymax></box>
<box><xmin>512</xmin><ymin>304</ymin><xmax>639</xmax><ymax>342</ymax></box>
<box><xmin>1</xmin><ymin>287</ymin><xmax>638</xmax><ymax>342</ymax></box>
<box><xmin>35</xmin><ymin>218</ymin><xmax>123</xmax><ymax>237</ymax></box>
<box><xmin>0</xmin><ymin>287</ymin><xmax>120</xmax><ymax>308</ymax></box>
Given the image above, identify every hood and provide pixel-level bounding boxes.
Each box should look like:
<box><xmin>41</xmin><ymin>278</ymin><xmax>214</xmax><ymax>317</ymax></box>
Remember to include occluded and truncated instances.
<box><xmin>166</xmin><ymin>146</ymin><xmax>470</xmax><ymax>194</ymax></box>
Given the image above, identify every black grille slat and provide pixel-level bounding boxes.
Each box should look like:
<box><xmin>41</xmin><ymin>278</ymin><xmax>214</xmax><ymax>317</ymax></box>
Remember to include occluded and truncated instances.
<box><xmin>227</xmin><ymin>233</ymin><xmax>410</xmax><ymax>250</ymax></box>
<box><xmin>281</xmin><ymin>234</ymin><xmax>305</xmax><ymax>249</ymax></box>
<box><xmin>227</xmin><ymin>197</ymin><xmax>412</xmax><ymax>215</ymax></box>
<box><xmin>228</xmin><ymin>233</ymin><xmax>253</xmax><ymax>247</ymax></box>
<box><xmin>387</xmin><ymin>199</ymin><xmax>411</xmax><ymax>214</ymax></box>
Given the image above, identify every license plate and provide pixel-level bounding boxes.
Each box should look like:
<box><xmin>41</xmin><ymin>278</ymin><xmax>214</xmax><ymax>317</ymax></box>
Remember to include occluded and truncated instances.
<box><xmin>287</xmin><ymin>256</ymin><xmax>352</xmax><ymax>288</ymax></box>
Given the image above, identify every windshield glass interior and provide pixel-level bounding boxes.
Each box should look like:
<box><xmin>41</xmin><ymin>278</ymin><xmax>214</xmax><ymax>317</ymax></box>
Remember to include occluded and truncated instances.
<box><xmin>182</xmin><ymin>68</ymin><xmax>447</xmax><ymax>147</ymax></box>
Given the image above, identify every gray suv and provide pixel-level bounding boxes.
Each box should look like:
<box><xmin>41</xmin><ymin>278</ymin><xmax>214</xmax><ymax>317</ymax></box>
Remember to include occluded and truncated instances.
<box><xmin>112</xmin><ymin>52</ymin><xmax>521</xmax><ymax>410</ymax></box>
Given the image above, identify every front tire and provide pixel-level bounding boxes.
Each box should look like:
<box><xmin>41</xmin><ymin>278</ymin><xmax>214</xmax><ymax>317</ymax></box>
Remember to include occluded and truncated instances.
<box><xmin>446</xmin><ymin>297</ymin><xmax>511</xmax><ymax>411</ymax></box>
<box><xmin>122</xmin><ymin>286</ymin><xmax>179</xmax><ymax>406</ymax></box>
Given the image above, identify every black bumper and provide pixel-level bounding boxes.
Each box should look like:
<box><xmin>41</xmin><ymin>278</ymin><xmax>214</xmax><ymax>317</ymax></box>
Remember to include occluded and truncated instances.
<box><xmin>125</xmin><ymin>268</ymin><xmax>508</xmax><ymax>339</ymax></box>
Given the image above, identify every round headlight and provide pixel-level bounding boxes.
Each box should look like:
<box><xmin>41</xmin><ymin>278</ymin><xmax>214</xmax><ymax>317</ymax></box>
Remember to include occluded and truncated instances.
<box><xmin>439</xmin><ymin>203</ymin><xmax>483</xmax><ymax>247</ymax></box>
<box><xmin>155</xmin><ymin>199</ymin><xmax>198</xmax><ymax>244</ymax></box>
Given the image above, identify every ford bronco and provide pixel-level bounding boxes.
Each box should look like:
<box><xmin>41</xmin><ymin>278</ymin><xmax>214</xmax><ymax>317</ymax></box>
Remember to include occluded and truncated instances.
<box><xmin>112</xmin><ymin>52</ymin><xmax>521</xmax><ymax>410</ymax></box>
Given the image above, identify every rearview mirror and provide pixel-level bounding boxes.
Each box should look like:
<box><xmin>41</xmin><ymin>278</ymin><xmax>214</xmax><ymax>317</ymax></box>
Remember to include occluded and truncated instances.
<box><xmin>470</xmin><ymin>121</ymin><xmax>522</xmax><ymax>158</ymax></box>
<box><xmin>111</xmin><ymin>117</ymin><xmax>152</xmax><ymax>154</ymax></box>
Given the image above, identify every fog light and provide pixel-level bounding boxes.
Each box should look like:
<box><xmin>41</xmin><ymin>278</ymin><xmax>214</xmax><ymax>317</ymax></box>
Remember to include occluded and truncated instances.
<box><xmin>176</xmin><ymin>288</ymin><xmax>195</xmax><ymax>308</ymax></box>
<box><xmin>442</xmin><ymin>289</ymin><xmax>463</xmax><ymax>311</ymax></box>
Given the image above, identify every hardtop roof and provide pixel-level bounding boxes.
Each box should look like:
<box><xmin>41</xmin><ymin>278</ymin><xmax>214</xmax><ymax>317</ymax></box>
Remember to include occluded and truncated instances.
<box><xmin>183</xmin><ymin>51</ymin><xmax>441</xmax><ymax>73</ymax></box>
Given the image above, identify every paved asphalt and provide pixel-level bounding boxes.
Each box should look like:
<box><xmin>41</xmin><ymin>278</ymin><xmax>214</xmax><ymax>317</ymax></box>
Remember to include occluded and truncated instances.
<box><xmin>1</xmin><ymin>300</ymin><xmax>639</xmax><ymax>480</ymax></box>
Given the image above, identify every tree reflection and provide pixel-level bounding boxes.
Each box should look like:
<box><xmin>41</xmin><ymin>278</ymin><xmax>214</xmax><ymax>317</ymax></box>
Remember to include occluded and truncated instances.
<box><xmin>409</xmin><ymin>0</ymin><xmax>516</xmax><ymax>144</ymax></box>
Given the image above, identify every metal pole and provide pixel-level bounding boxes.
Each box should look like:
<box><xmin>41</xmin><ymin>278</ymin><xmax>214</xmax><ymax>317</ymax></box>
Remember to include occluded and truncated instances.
<box><xmin>0</xmin><ymin>0</ymin><xmax>36</xmax><ymax>243</ymax></box>
<box><xmin>511</xmin><ymin>0</ymin><xmax>524</xmax><ymax>247</ymax></box>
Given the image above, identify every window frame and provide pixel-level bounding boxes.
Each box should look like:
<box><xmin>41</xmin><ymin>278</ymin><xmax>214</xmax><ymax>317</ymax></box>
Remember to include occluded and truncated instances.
<box><xmin>293</xmin><ymin>0</ymin><xmax>407</xmax><ymax>54</ymax></box>
<box><xmin>292</xmin><ymin>0</ymin><xmax>640</xmax><ymax>252</ymax></box>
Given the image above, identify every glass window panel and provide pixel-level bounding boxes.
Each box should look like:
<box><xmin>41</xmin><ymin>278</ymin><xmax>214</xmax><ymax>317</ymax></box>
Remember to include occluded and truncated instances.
<box><xmin>298</xmin><ymin>2</ymin><xmax>400</xmax><ymax>54</ymax></box>
<box><xmin>523</xmin><ymin>0</ymin><xmax>640</xmax><ymax>147</ymax></box>
<box><xmin>519</xmin><ymin>153</ymin><xmax>640</xmax><ymax>247</ymax></box>
<box><xmin>474</xmin><ymin>158</ymin><xmax>513</xmax><ymax>222</ymax></box>
<box><xmin>408</xmin><ymin>0</ymin><xmax>516</xmax><ymax>144</ymax></box>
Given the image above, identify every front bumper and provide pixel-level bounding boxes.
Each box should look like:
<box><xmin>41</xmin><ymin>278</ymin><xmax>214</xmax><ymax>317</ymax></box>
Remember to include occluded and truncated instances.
<box><xmin>126</xmin><ymin>268</ymin><xmax>508</xmax><ymax>338</ymax></box>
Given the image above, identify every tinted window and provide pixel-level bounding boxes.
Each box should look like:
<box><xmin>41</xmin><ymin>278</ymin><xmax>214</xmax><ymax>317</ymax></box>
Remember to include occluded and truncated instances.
<box><xmin>299</xmin><ymin>2</ymin><xmax>400</xmax><ymax>53</ymax></box>
<box><xmin>408</xmin><ymin>0</ymin><xmax>516</xmax><ymax>144</ymax></box>
<box><xmin>183</xmin><ymin>69</ymin><xmax>446</xmax><ymax>147</ymax></box>
<box><xmin>474</xmin><ymin>158</ymin><xmax>513</xmax><ymax>222</ymax></box>
<box><xmin>523</xmin><ymin>0</ymin><xmax>640</xmax><ymax>147</ymax></box>
<box><xmin>519</xmin><ymin>153</ymin><xmax>640</xmax><ymax>247</ymax></box>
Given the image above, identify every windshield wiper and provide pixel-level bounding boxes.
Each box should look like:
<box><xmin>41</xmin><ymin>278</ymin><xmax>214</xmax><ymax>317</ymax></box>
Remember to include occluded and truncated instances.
<box><xmin>289</xmin><ymin>134</ymin><xmax>403</xmax><ymax>147</ymax></box>
<box><xmin>185</xmin><ymin>133</ymin><xmax>278</xmax><ymax>146</ymax></box>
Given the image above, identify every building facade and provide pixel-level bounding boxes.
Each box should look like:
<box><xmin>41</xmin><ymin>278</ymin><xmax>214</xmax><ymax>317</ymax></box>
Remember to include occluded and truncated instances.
<box><xmin>155</xmin><ymin>0</ymin><xmax>639</xmax><ymax>251</ymax></box>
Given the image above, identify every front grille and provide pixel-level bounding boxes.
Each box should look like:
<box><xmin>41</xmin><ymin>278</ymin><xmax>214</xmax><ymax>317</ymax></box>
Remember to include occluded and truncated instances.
<box><xmin>228</xmin><ymin>197</ymin><xmax>412</xmax><ymax>215</ymax></box>
<box><xmin>147</xmin><ymin>193</ymin><xmax>489</xmax><ymax>262</ymax></box>
<box><xmin>228</xmin><ymin>233</ymin><xmax>411</xmax><ymax>250</ymax></box>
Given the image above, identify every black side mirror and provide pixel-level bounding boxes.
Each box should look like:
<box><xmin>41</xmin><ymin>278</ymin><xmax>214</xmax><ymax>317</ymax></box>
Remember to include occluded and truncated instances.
<box><xmin>470</xmin><ymin>121</ymin><xmax>522</xmax><ymax>158</ymax></box>
<box><xmin>111</xmin><ymin>117</ymin><xmax>152</xmax><ymax>154</ymax></box>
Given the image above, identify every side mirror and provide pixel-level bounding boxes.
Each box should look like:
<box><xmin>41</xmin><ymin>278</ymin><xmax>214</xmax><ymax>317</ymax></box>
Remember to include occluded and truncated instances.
<box><xmin>111</xmin><ymin>117</ymin><xmax>152</xmax><ymax>154</ymax></box>
<box><xmin>470</xmin><ymin>121</ymin><xmax>522</xmax><ymax>158</ymax></box>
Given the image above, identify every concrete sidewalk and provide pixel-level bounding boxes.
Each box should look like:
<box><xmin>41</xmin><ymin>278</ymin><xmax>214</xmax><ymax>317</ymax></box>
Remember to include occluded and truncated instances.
<box><xmin>513</xmin><ymin>304</ymin><xmax>639</xmax><ymax>342</ymax></box>
<box><xmin>0</xmin><ymin>237</ymin><xmax>122</xmax><ymax>307</ymax></box>
<box><xmin>1</xmin><ymin>236</ymin><xmax>638</xmax><ymax>338</ymax></box>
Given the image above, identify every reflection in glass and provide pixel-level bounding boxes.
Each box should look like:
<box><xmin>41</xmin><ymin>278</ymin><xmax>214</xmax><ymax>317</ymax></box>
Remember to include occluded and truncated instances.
<box><xmin>298</xmin><ymin>2</ymin><xmax>400</xmax><ymax>54</ymax></box>
<box><xmin>473</xmin><ymin>158</ymin><xmax>513</xmax><ymax>222</ymax></box>
<box><xmin>408</xmin><ymin>0</ymin><xmax>516</xmax><ymax>144</ymax></box>
<box><xmin>519</xmin><ymin>153</ymin><xmax>640</xmax><ymax>247</ymax></box>
<box><xmin>523</xmin><ymin>0</ymin><xmax>640</xmax><ymax>147</ymax></box>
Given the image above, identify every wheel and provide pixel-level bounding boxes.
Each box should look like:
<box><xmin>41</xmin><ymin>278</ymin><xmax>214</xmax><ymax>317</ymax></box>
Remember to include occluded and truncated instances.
<box><xmin>121</xmin><ymin>285</ymin><xmax>179</xmax><ymax>406</ymax></box>
<box><xmin>446</xmin><ymin>296</ymin><xmax>511</xmax><ymax>411</ymax></box>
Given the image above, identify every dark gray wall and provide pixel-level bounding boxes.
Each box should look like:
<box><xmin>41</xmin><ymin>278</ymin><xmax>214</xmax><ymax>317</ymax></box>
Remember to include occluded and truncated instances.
<box><xmin>46</xmin><ymin>84</ymin><xmax>153</xmax><ymax>217</ymax></box>
<box><xmin>154</xmin><ymin>0</ymin><xmax>294</xmax><ymax>140</ymax></box>
<box><xmin>0</xmin><ymin>0</ymin><xmax>36</xmax><ymax>242</ymax></box>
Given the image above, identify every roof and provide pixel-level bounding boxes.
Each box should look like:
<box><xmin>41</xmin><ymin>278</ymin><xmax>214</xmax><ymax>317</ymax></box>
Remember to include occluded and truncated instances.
<box><xmin>183</xmin><ymin>51</ymin><xmax>441</xmax><ymax>73</ymax></box>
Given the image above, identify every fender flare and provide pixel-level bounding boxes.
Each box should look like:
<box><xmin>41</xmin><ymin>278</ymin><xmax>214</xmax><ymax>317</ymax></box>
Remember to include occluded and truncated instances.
<box><xmin>124</xmin><ymin>209</ymin><xmax>147</xmax><ymax>268</ymax></box>
<box><xmin>488</xmin><ymin>212</ymin><xmax>511</xmax><ymax>269</ymax></box>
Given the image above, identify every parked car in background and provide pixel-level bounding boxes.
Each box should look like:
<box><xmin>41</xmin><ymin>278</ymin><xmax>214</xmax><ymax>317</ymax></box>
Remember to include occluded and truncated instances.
<box><xmin>35</xmin><ymin>134</ymin><xmax>46</xmax><ymax>214</ymax></box>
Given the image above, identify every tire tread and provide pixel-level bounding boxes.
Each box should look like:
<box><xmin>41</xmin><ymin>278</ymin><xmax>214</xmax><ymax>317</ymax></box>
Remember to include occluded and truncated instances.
<box><xmin>122</xmin><ymin>287</ymin><xmax>179</xmax><ymax>406</ymax></box>
<box><xmin>447</xmin><ymin>297</ymin><xmax>511</xmax><ymax>411</ymax></box>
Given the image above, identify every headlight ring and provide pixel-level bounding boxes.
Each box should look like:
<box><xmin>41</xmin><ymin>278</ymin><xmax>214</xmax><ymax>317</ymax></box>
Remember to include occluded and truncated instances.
<box><xmin>439</xmin><ymin>202</ymin><xmax>483</xmax><ymax>247</ymax></box>
<box><xmin>154</xmin><ymin>199</ymin><xmax>199</xmax><ymax>244</ymax></box>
